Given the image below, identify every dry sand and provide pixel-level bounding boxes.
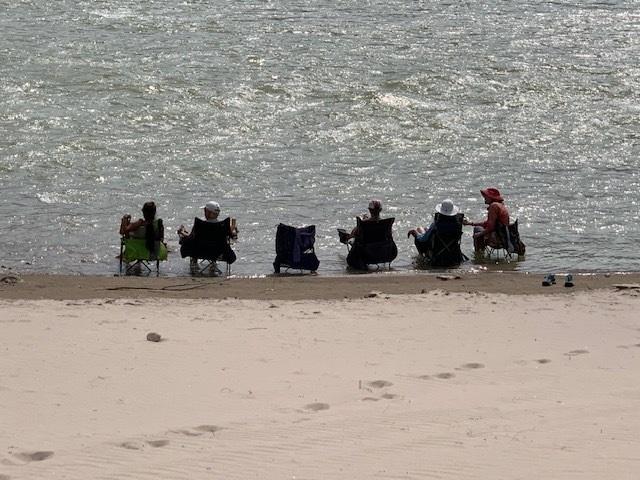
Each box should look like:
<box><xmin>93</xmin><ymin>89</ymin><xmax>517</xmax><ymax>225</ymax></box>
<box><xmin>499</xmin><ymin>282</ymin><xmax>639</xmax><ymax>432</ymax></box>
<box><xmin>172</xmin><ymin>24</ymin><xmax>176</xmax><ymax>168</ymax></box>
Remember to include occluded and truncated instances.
<box><xmin>1</xmin><ymin>273</ymin><xmax>639</xmax><ymax>479</ymax></box>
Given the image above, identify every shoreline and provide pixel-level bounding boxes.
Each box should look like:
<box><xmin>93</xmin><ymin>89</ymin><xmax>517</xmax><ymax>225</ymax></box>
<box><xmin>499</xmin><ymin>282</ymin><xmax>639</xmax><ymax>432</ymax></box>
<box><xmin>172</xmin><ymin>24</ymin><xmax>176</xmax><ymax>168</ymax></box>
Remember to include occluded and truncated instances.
<box><xmin>1</xmin><ymin>271</ymin><xmax>639</xmax><ymax>300</ymax></box>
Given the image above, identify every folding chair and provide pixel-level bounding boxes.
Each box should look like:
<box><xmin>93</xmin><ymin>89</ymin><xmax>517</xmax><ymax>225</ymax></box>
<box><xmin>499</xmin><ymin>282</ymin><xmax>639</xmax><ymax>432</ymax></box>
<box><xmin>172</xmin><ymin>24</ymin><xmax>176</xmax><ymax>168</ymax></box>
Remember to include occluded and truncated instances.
<box><xmin>345</xmin><ymin>217</ymin><xmax>398</xmax><ymax>271</ymax></box>
<box><xmin>485</xmin><ymin>219</ymin><xmax>524</xmax><ymax>262</ymax></box>
<box><xmin>416</xmin><ymin>213</ymin><xmax>467</xmax><ymax>267</ymax></box>
<box><xmin>119</xmin><ymin>237</ymin><xmax>168</xmax><ymax>276</ymax></box>
<box><xmin>180</xmin><ymin>217</ymin><xmax>236</xmax><ymax>276</ymax></box>
<box><xmin>273</xmin><ymin>223</ymin><xmax>320</xmax><ymax>274</ymax></box>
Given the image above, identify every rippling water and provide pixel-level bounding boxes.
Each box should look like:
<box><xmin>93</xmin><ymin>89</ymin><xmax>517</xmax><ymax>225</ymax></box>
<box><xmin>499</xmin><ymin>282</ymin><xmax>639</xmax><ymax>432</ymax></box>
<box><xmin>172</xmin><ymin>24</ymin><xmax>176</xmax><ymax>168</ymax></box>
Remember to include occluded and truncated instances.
<box><xmin>1</xmin><ymin>0</ymin><xmax>639</xmax><ymax>276</ymax></box>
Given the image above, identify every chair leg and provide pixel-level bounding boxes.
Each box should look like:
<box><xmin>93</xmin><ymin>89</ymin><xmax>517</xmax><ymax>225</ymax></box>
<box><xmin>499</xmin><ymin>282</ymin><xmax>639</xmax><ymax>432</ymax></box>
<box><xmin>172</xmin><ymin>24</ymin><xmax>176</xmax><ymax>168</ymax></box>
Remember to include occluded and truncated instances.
<box><xmin>119</xmin><ymin>242</ymin><xmax>124</xmax><ymax>275</ymax></box>
<box><xmin>195</xmin><ymin>260</ymin><xmax>212</xmax><ymax>275</ymax></box>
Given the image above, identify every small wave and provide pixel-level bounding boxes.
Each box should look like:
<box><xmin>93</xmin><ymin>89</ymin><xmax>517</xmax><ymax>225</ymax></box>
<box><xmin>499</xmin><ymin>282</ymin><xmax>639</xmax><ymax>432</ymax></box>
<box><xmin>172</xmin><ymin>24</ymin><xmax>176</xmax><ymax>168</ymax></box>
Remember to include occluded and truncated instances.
<box><xmin>36</xmin><ymin>193</ymin><xmax>56</xmax><ymax>204</ymax></box>
<box><xmin>376</xmin><ymin>93</ymin><xmax>413</xmax><ymax>109</ymax></box>
<box><xmin>90</xmin><ymin>8</ymin><xmax>134</xmax><ymax>20</ymax></box>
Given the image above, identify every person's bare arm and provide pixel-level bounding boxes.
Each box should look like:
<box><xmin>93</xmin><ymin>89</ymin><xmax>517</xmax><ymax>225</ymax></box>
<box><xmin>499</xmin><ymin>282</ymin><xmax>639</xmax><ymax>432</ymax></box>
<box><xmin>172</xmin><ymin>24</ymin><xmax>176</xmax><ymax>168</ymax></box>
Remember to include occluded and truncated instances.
<box><xmin>122</xmin><ymin>218</ymin><xmax>144</xmax><ymax>235</ymax></box>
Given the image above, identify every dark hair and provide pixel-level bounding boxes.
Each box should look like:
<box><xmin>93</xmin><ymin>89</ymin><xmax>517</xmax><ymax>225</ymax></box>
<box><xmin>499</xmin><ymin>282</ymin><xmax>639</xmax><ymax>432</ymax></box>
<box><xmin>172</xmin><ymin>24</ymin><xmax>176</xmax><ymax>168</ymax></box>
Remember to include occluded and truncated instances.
<box><xmin>142</xmin><ymin>201</ymin><xmax>157</xmax><ymax>254</ymax></box>
<box><xmin>142</xmin><ymin>201</ymin><xmax>156</xmax><ymax>221</ymax></box>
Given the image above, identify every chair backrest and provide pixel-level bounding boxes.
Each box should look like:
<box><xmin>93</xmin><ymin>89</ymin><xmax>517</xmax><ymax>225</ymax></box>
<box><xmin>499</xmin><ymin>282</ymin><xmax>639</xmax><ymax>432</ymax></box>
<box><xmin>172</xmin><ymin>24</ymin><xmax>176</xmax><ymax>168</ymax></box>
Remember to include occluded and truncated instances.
<box><xmin>121</xmin><ymin>237</ymin><xmax>168</xmax><ymax>262</ymax></box>
<box><xmin>356</xmin><ymin>217</ymin><xmax>395</xmax><ymax>244</ymax></box>
<box><xmin>355</xmin><ymin>217</ymin><xmax>397</xmax><ymax>265</ymax></box>
<box><xmin>491</xmin><ymin>218</ymin><xmax>525</xmax><ymax>255</ymax></box>
<box><xmin>503</xmin><ymin>219</ymin><xmax>525</xmax><ymax>255</ymax></box>
<box><xmin>190</xmin><ymin>217</ymin><xmax>231</xmax><ymax>260</ymax></box>
<box><xmin>276</xmin><ymin>224</ymin><xmax>316</xmax><ymax>253</ymax></box>
<box><xmin>429</xmin><ymin>213</ymin><xmax>464</xmax><ymax>266</ymax></box>
<box><xmin>274</xmin><ymin>223</ymin><xmax>319</xmax><ymax>271</ymax></box>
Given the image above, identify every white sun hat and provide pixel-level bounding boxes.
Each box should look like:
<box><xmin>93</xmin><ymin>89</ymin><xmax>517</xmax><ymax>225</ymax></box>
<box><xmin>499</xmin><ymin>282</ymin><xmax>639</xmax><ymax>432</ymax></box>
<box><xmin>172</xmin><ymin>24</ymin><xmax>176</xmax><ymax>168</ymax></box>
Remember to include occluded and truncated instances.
<box><xmin>201</xmin><ymin>201</ymin><xmax>221</xmax><ymax>212</ymax></box>
<box><xmin>434</xmin><ymin>199</ymin><xmax>459</xmax><ymax>216</ymax></box>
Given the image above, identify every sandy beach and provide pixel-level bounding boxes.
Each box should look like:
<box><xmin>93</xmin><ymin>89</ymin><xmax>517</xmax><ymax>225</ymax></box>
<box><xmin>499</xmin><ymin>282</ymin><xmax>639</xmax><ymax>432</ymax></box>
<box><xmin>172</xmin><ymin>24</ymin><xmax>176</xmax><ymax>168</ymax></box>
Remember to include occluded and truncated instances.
<box><xmin>1</xmin><ymin>273</ymin><xmax>639</xmax><ymax>479</ymax></box>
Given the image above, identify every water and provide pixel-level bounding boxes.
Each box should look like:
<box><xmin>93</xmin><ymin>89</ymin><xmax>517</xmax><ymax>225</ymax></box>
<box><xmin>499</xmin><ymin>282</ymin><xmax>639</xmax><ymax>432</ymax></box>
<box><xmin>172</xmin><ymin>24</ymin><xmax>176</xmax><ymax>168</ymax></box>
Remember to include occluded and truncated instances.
<box><xmin>1</xmin><ymin>0</ymin><xmax>639</xmax><ymax>276</ymax></box>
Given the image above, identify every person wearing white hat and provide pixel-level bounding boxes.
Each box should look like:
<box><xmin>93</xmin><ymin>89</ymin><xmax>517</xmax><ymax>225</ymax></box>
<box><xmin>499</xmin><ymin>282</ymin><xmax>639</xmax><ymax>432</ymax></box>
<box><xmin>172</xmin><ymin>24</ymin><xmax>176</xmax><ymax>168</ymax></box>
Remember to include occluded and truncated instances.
<box><xmin>177</xmin><ymin>200</ymin><xmax>238</xmax><ymax>269</ymax></box>
<box><xmin>201</xmin><ymin>201</ymin><xmax>221</xmax><ymax>223</ymax></box>
<box><xmin>177</xmin><ymin>200</ymin><xmax>237</xmax><ymax>242</ymax></box>
<box><xmin>408</xmin><ymin>198</ymin><xmax>460</xmax><ymax>249</ymax></box>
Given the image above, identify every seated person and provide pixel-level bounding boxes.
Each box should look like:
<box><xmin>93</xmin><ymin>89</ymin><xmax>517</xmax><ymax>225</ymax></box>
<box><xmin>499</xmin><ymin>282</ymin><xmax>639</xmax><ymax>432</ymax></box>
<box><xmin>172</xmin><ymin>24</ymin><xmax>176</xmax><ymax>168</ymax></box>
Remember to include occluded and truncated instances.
<box><xmin>463</xmin><ymin>187</ymin><xmax>509</xmax><ymax>253</ymax></box>
<box><xmin>408</xmin><ymin>199</ymin><xmax>460</xmax><ymax>254</ymax></box>
<box><xmin>177</xmin><ymin>200</ymin><xmax>237</xmax><ymax>265</ymax></box>
<box><xmin>178</xmin><ymin>201</ymin><xmax>238</xmax><ymax>240</ymax></box>
<box><xmin>339</xmin><ymin>199</ymin><xmax>384</xmax><ymax>244</ymax></box>
<box><xmin>119</xmin><ymin>201</ymin><xmax>165</xmax><ymax>259</ymax></box>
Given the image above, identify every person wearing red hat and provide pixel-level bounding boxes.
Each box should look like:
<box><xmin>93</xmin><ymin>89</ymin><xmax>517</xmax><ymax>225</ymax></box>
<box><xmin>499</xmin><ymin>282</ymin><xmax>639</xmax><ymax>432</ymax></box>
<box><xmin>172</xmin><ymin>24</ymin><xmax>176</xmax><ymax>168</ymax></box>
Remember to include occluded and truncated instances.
<box><xmin>463</xmin><ymin>187</ymin><xmax>509</xmax><ymax>253</ymax></box>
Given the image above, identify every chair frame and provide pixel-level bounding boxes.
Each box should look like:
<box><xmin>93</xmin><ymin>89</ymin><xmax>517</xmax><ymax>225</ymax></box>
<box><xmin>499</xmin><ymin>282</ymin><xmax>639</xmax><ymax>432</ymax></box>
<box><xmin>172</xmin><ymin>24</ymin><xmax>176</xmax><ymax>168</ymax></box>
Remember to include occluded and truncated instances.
<box><xmin>483</xmin><ymin>219</ymin><xmax>521</xmax><ymax>263</ymax></box>
<box><xmin>119</xmin><ymin>237</ymin><xmax>161</xmax><ymax>276</ymax></box>
<box><xmin>484</xmin><ymin>244</ymin><xmax>514</xmax><ymax>263</ymax></box>
<box><xmin>191</xmin><ymin>257</ymin><xmax>231</xmax><ymax>276</ymax></box>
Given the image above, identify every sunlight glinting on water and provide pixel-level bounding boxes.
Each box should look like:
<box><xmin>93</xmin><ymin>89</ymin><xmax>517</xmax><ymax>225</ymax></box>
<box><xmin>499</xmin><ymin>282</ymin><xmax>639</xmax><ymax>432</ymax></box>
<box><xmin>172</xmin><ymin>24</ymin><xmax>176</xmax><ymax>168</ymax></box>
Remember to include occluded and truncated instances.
<box><xmin>0</xmin><ymin>1</ymin><xmax>639</xmax><ymax>275</ymax></box>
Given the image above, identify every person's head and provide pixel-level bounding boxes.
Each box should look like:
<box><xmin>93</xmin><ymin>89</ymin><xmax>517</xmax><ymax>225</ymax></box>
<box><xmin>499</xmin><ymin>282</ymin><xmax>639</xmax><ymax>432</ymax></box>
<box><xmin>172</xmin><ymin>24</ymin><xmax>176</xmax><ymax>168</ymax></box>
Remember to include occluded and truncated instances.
<box><xmin>480</xmin><ymin>187</ymin><xmax>504</xmax><ymax>204</ymax></box>
<box><xmin>368</xmin><ymin>199</ymin><xmax>382</xmax><ymax>218</ymax></box>
<box><xmin>141</xmin><ymin>201</ymin><xmax>156</xmax><ymax>222</ymax></box>
<box><xmin>203</xmin><ymin>200</ymin><xmax>221</xmax><ymax>220</ymax></box>
<box><xmin>435</xmin><ymin>199</ymin><xmax>459</xmax><ymax>217</ymax></box>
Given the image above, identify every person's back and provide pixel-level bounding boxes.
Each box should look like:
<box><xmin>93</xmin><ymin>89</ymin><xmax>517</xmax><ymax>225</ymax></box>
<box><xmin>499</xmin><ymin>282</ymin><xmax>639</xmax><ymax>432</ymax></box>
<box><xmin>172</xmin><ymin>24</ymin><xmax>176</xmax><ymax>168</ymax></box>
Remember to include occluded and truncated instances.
<box><xmin>348</xmin><ymin>216</ymin><xmax>397</xmax><ymax>270</ymax></box>
<box><xmin>180</xmin><ymin>216</ymin><xmax>237</xmax><ymax>265</ymax></box>
<box><xmin>347</xmin><ymin>198</ymin><xmax>383</xmax><ymax>241</ymax></box>
<box><xmin>119</xmin><ymin>201</ymin><xmax>167</xmax><ymax>264</ymax></box>
<box><xmin>428</xmin><ymin>212</ymin><xmax>464</xmax><ymax>266</ymax></box>
<box><xmin>463</xmin><ymin>187</ymin><xmax>510</xmax><ymax>253</ymax></box>
<box><xmin>410</xmin><ymin>199</ymin><xmax>460</xmax><ymax>257</ymax></box>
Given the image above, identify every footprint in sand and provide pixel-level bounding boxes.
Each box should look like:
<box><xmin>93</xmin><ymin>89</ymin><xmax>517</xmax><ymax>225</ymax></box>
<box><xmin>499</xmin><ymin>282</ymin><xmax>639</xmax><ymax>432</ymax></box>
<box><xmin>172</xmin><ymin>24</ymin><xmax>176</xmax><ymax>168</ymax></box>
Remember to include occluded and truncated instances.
<box><xmin>194</xmin><ymin>425</ymin><xmax>222</xmax><ymax>434</ymax></box>
<box><xmin>147</xmin><ymin>440</ymin><xmax>169</xmax><ymax>448</ymax></box>
<box><xmin>565</xmin><ymin>349</ymin><xmax>589</xmax><ymax>356</ymax></box>
<box><xmin>304</xmin><ymin>402</ymin><xmax>330</xmax><ymax>411</ymax></box>
<box><xmin>435</xmin><ymin>372</ymin><xmax>455</xmax><ymax>379</ymax></box>
<box><xmin>381</xmin><ymin>393</ymin><xmax>397</xmax><ymax>399</ymax></box>
<box><xmin>14</xmin><ymin>451</ymin><xmax>54</xmax><ymax>462</ymax></box>
<box><xmin>418</xmin><ymin>375</ymin><xmax>431</xmax><ymax>380</ymax></box>
<box><xmin>171</xmin><ymin>429</ymin><xmax>203</xmax><ymax>437</ymax></box>
<box><xmin>367</xmin><ymin>380</ymin><xmax>393</xmax><ymax>388</ymax></box>
<box><xmin>120</xmin><ymin>441</ymin><xmax>144</xmax><ymax>450</ymax></box>
<box><xmin>461</xmin><ymin>362</ymin><xmax>484</xmax><ymax>370</ymax></box>
<box><xmin>536</xmin><ymin>359</ymin><xmax>552</xmax><ymax>364</ymax></box>
<box><xmin>361</xmin><ymin>397</ymin><xmax>379</xmax><ymax>402</ymax></box>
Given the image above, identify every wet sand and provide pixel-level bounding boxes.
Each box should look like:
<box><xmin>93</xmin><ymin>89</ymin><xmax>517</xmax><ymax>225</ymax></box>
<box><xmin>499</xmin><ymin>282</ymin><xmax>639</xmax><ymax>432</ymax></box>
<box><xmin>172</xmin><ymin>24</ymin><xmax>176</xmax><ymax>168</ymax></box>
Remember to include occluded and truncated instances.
<box><xmin>1</xmin><ymin>271</ymin><xmax>639</xmax><ymax>300</ymax></box>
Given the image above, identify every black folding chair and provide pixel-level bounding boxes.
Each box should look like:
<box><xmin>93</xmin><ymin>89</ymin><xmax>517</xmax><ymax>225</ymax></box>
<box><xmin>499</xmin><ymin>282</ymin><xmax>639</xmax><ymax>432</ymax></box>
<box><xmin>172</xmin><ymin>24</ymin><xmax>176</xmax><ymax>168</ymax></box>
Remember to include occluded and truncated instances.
<box><xmin>273</xmin><ymin>223</ymin><xmax>320</xmax><ymax>273</ymax></box>
<box><xmin>346</xmin><ymin>217</ymin><xmax>398</xmax><ymax>271</ymax></box>
<box><xmin>416</xmin><ymin>213</ymin><xmax>466</xmax><ymax>267</ymax></box>
<box><xmin>180</xmin><ymin>217</ymin><xmax>236</xmax><ymax>275</ymax></box>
